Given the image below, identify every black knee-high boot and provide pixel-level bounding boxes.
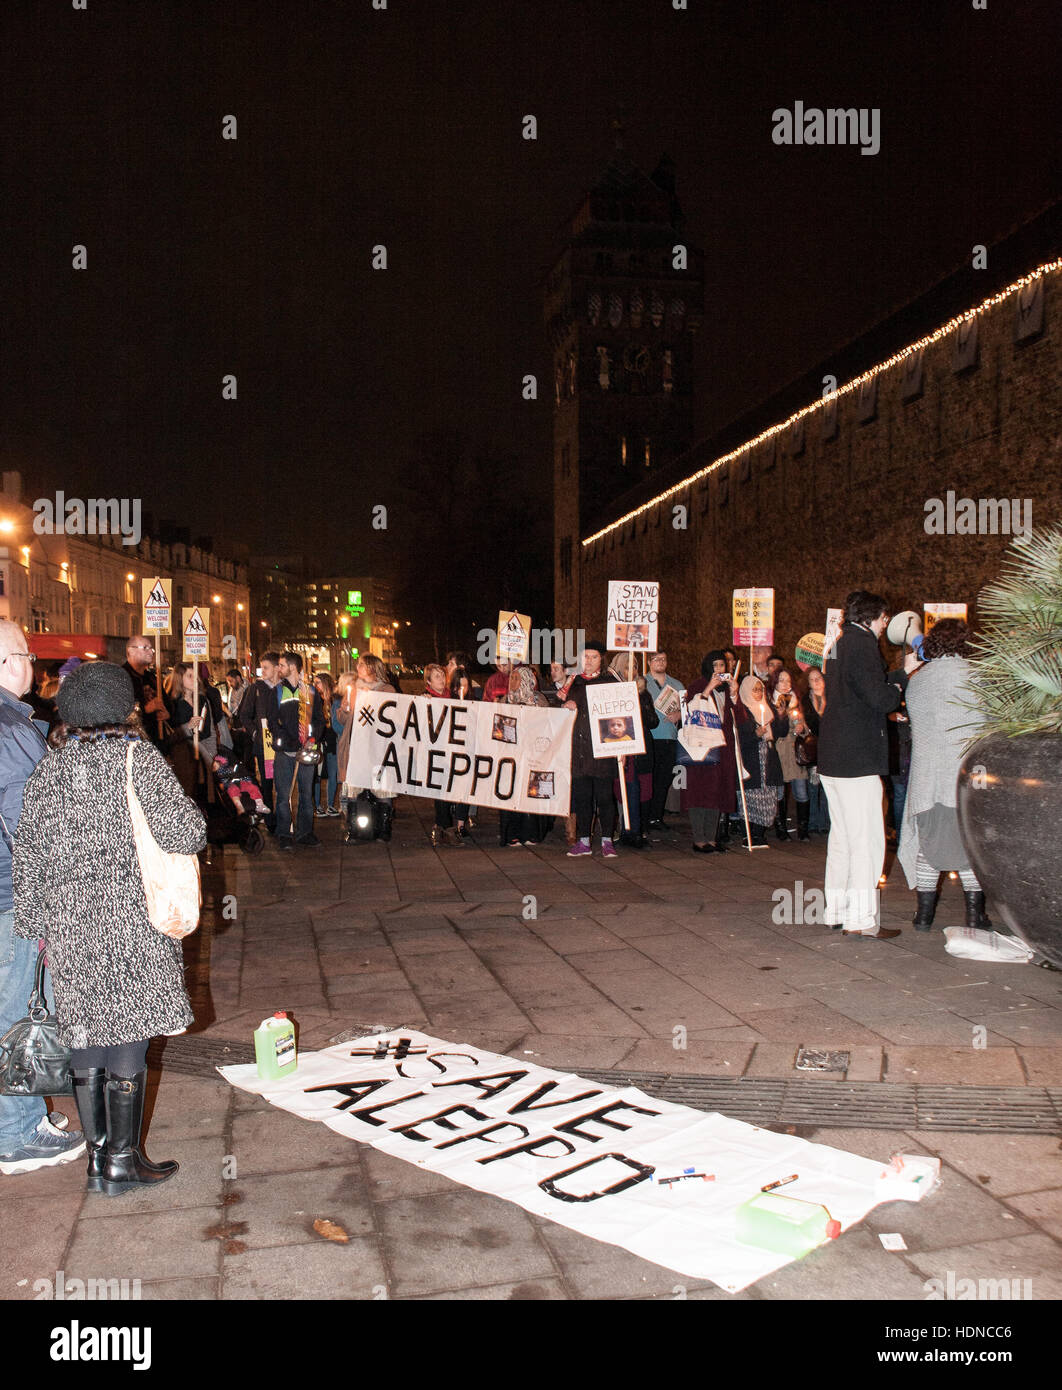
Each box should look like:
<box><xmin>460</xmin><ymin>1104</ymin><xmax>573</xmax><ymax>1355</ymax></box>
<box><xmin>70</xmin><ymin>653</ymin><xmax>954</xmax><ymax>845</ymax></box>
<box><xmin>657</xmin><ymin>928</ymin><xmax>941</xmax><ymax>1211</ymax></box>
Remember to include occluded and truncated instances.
<box><xmin>99</xmin><ymin>1073</ymin><xmax>178</xmax><ymax>1197</ymax></box>
<box><xmin>73</xmin><ymin>1069</ymin><xmax>107</xmax><ymax>1193</ymax></box>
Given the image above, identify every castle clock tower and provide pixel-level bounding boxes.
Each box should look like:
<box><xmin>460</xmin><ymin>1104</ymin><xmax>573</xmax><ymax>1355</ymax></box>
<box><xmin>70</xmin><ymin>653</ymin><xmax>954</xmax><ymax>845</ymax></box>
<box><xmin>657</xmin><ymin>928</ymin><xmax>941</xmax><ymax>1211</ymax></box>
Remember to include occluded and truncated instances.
<box><xmin>546</xmin><ymin>133</ymin><xmax>703</xmax><ymax>633</ymax></box>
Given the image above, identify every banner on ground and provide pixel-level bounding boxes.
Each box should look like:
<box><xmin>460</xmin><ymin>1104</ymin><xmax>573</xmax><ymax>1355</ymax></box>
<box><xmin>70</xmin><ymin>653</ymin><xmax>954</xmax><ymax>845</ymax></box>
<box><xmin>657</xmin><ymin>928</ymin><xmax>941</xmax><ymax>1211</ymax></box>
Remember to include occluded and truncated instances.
<box><xmin>923</xmin><ymin>602</ymin><xmax>967</xmax><ymax>635</ymax></box>
<box><xmin>732</xmin><ymin>588</ymin><xmax>774</xmax><ymax>648</ymax></box>
<box><xmin>607</xmin><ymin>580</ymin><xmax>659</xmax><ymax>652</ymax></box>
<box><xmin>823</xmin><ymin>607</ymin><xmax>843</xmax><ymax>660</ymax></box>
<box><xmin>141</xmin><ymin>578</ymin><xmax>172</xmax><ymax>634</ymax></box>
<box><xmin>181</xmin><ymin>606</ymin><xmax>209</xmax><ymax>660</ymax></box>
<box><xmin>220</xmin><ymin>1030</ymin><xmax>892</xmax><ymax>1292</ymax></box>
<box><xmin>588</xmin><ymin>679</ymin><xmax>645</xmax><ymax>758</ymax></box>
<box><xmin>497</xmin><ymin>610</ymin><xmax>531</xmax><ymax>664</ymax></box>
<box><xmin>345</xmin><ymin>691</ymin><xmax>574</xmax><ymax>815</ymax></box>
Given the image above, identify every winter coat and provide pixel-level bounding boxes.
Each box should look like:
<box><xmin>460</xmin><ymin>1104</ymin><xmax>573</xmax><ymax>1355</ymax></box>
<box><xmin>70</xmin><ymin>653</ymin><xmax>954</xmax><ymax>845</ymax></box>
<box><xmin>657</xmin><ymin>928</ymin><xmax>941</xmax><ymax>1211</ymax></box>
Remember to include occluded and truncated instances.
<box><xmin>736</xmin><ymin>711</ymin><xmax>790</xmax><ymax>789</ymax></box>
<box><xmin>567</xmin><ymin>671</ymin><xmax>622</xmax><ymax>778</ymax></box>
<box><xmin>818</xmin><ymin>624</ymin><xmax>908</xmax><ymax>777</ymax></box>
<box><xmin>0</xmin><ymin>686</ymin><xmax>50</xmax><ymax>911</ymax></box>
<box><xmin>679</xmin><ymin>678</ymin><xmax>747</xmax><ymax>813</ymax></box>
<box><xmin>897</xmin><ymin>656</ymin><xmax>984</xmax><ymax>887</ymax></box>
<box><xmin>12</xmin><ymin>736</ymin><xmax>207</xmax><ymax>1047</ymax></box>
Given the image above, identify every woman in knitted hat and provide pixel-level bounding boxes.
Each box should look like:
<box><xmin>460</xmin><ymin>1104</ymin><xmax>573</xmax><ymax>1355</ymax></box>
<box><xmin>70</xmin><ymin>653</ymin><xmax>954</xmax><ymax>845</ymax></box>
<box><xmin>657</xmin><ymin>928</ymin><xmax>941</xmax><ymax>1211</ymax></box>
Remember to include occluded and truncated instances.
<box><xmin>10</xmin><ymin>662</ymin><xmax>206</xmax><ymax>1197</ymax></box>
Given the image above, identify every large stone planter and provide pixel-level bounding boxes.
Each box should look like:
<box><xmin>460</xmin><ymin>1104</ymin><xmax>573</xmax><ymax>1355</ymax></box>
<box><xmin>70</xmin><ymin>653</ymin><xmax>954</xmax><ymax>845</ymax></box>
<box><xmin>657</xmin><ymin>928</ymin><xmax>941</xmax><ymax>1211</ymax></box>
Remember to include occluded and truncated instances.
<box><xmin>957</xmin><ymin>732</ymin><xmax>1062</xmax><ymax>969</ymax></box>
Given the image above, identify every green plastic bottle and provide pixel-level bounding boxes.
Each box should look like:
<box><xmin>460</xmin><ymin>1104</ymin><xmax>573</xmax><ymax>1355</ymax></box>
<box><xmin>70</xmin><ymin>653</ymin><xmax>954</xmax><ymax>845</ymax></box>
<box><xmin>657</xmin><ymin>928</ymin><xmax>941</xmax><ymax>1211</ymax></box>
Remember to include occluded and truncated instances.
<box><xmin>735</xmin><ymin>1191</ymin><xmax>841</xmax><ymax>1258</ymax></box>
<box><xmin>254</xmin><ymin>1011</ymin><xmax>297</xmax><ymax>1080</ymax></box>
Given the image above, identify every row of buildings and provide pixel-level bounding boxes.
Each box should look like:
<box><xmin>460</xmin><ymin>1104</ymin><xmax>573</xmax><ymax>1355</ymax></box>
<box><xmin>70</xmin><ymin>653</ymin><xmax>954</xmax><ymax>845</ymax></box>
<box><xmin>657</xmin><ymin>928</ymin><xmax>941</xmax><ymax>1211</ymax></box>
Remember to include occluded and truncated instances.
<box><xmin>0</xmin><ymin>472</ymin><xmax>402</xmax><ymax>676</ymax></box>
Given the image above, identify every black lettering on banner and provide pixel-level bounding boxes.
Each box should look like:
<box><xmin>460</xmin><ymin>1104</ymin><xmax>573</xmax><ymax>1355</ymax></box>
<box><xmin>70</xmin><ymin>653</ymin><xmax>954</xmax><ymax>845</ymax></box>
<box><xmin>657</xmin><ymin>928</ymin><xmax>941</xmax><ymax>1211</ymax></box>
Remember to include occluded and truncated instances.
<box><xmin>555</xmin><ymin>1100</ymin><xmax>661</xmax><ymax>1142</ymax></box>
<box><xmin>435</xmin><ymin>1121</ymin><xmax>530</xmax><ymax>1151</ymax></box>
<box><xmin>539</xmin><ymin>1153</ymin><xmax>656</xmax><ymax>1203</ymax></box>
<box><xmin>426</xmin><ymin>703</ymin><xmax>448</xmax><ymax>743</ymax></box>
<box><xmin>470</xmin><ymin>755</ymin><xmax>494</xmax><ymax>794</ymax></box>
<box><xmin>303</xmin><ymin>1080</ymin><xmax>390</xmax><ymax>1112</ymax></box>
<box><xmin>401</xmin><ymin>703</ymin><xmax>421</xmax><ymax>740</ymax></box>
<box><xmin>395</xmin><ymin>1050</ymin><xmax>478</xmax><ymax>1079</ymax></box>
<box><xmin>426</xmin><ymin>748</ymin><xmax>446</xmax><ymax>790</ymax></box>
<box><xmin>349</xmin><ymin>1090</ymin><xmax>427</xmax><ymax>1126</ymax></box>
<box><xmin>449</xmin><ymin>706</ymin><xmax>469</xmax><ymax>745</ymax></box>
<box><xmin>380</xmin><ymin>743</ymin><xmax>401</xmax><ymax>777</ymax></box>
<box><xmin>377</xmin><ymin>699</ymin><xmax>398</xmax><ymax>738</ymax></box>
<box><xmin>393</xmin><ymin>1103</ymin><xmax>492</xmax><ymax>1142</ymax></box>
<box><xmin>446</xmin><ymin>753</ymin><xmax>471</xmax><ymax>792</ymax></box>
<box><xmin>508</xmin><ymin>1081</ymin><xmax>603</xmax><ymax>1114</ymax></box>
<box><xmin>348</xmin><ymin>1036</ymin><xmax>426</xmax><ymax>1061</ymax></box>
<box><xmin>477</xmin><ymin>1135</ymin><xmax>577</xmax><ymax>1166</ymax></box>
<box><xmin>433</xmin><ymin>1069</ymin><xmax>529</xmax><ymax>1100</ymax></box>
<box><xmin>404</xmin><ymin>746</ymin><xmax>423</xmax><ymax>787</ymax></box>
<box><xmin>494</xmin><ymin>758</ymin><xmax>517</xmax><ymax>800</ymax></box>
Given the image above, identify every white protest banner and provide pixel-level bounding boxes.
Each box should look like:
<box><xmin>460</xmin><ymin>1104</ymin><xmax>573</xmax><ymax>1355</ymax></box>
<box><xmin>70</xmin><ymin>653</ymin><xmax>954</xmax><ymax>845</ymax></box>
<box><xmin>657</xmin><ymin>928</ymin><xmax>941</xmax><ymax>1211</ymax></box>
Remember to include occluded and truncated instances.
<box><xmin>823</xmin><ymin>607</ymin><xmax>843</xmax><ymax>660</ymax></box>
<box><xmin>497</xmin><ymin>610</ymin><xmax>531</xmax><ymax>663</ymax></box>
<box><xmin>923</xmin><ymin>602</ymin><xmax>968</xmax><ymax>636</ymax></box>
<box><xmin>607</xmin><ymin>580</ymin><xmax>659</xmax><ymax>652</ymax></box>
<box><xmin>220</xmin><ymin>1030</ymin><xmax>894</xmax><ymax>1292</ymax></box>
<box><xmin>181</xmin><ymin>606</ymin><xmax>209</xmax><ymax>660</ymax></box>
<box><xmin>588</xmin><ymin>679</ymin><xmax>645</xmax><ymax>759</ymax></box>
<box><xmin>732</xmin><ymin>588</ymin><xmax>774</xmax><ymax>648</ymax></box>
<box><xmin>141</xmin><ymin>577</ymin><xmax>171</xmax><ymax>634</ymax></box>
<box><xmin>346</xmin><ymin>691</ymin><xmax>574</xmax><ymax>815</ymax></box>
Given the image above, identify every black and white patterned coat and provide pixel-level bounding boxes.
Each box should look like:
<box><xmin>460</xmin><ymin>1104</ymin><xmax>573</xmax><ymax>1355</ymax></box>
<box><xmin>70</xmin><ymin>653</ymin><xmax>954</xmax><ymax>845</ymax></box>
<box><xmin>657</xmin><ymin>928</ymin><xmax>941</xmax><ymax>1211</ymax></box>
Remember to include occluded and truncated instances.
<box><xmin>11</xmin><ymin>736</ymin><xmax>207</xmax><ymax>1047</ymax></box>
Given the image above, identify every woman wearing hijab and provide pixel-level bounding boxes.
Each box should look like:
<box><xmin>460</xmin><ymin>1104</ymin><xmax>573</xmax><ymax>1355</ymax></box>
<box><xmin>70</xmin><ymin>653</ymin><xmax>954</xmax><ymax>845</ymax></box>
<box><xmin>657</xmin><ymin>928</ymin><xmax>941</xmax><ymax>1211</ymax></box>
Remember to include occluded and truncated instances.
<box><xmin>680</xmin><ymin>651</ymin><xmax>745</xmax><ymax>853</ymax></box>
<box><xmin>735</xmin><ymin>674</ymin><xmax>790</xmax><ymax>846</ymax></box>
<box><xmin>500</xmin><ymin>665</ymin><xmax>550</xmax><ymax>847</ymax></box>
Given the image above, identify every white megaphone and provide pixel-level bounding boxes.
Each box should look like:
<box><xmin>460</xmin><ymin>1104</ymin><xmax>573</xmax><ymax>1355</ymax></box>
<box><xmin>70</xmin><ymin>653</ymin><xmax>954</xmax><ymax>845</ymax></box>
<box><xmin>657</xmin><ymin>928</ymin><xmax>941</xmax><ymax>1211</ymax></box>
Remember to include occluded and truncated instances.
<box><xmin>886</xmin><ymin>610</ymin><xmax>924</xmax><ymax>658</ymax></box>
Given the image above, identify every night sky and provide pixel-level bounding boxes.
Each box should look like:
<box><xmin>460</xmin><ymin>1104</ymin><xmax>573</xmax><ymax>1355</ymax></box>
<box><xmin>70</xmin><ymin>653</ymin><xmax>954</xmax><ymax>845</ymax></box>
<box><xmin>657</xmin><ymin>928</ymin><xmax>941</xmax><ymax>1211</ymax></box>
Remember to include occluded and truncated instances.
<box><xmin>2</xmin><ymin>0</ymin><xmax>1059</xmax><ymax>642</ymax></box>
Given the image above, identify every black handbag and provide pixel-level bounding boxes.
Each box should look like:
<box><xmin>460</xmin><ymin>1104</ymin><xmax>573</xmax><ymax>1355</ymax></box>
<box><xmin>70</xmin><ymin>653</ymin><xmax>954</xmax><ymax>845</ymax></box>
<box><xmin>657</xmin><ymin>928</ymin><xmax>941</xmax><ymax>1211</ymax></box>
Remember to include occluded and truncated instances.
<box><xmin>0</xmin><ymin>950</ymin><xmax>73</xmax><ymax>1097</ymax></box>
<box><xmin>794</xmin><ymin>732</ymin><xmax>818</xmax><ymax>768</ymax></box>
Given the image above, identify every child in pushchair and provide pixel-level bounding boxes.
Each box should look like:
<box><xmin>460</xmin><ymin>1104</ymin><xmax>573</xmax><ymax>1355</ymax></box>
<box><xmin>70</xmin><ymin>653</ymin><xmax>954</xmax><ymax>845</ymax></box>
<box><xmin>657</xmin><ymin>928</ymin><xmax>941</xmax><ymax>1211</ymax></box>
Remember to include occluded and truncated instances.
<box><xmin>211</xmin><ymin>752</ymin><xmax>269</xmax><ymax>854</ymax></box>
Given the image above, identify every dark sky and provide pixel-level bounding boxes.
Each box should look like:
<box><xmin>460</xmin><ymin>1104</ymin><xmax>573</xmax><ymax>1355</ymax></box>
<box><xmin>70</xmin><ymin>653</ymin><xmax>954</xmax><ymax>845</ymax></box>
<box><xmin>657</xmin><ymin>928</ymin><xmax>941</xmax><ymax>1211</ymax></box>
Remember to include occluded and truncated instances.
<box><xmin>2</xmin><ymin>0</ymin><xmax>1059</xmax><ymax>585</ymax></box>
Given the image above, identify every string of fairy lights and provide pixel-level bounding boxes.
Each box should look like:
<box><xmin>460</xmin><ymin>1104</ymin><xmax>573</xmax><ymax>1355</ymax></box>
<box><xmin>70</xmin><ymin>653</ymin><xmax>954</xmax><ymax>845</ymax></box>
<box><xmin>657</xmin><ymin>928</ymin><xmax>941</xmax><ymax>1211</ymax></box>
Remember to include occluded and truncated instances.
<box><xmin>582</xmin><ymin>256</ymin><xmax>1062</xmax><ymax>548</ymax></box>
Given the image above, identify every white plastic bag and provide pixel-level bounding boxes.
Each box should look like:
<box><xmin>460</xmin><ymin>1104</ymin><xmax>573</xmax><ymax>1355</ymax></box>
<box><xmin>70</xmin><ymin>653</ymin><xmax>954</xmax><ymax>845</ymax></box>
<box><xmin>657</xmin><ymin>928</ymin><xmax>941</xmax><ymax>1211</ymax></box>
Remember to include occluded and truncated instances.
<box><xmin>943</xmin><ymin>925</ymin><xmax>1033</xmax><ymax>963</ymax></box>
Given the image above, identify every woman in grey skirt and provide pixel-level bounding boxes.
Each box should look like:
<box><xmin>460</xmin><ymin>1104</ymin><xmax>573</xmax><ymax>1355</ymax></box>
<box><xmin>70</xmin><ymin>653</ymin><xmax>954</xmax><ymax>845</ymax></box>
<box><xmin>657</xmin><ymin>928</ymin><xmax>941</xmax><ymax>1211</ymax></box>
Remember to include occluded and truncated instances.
<box><xmin>896</xmin><ymin>620</ymin><xmax>991</xmax><ymax>931</ymax></box>
<box><xmin>12</xmin><ymin>662</ymin><xmax>206</xmax><ymax>1195</ymax></box>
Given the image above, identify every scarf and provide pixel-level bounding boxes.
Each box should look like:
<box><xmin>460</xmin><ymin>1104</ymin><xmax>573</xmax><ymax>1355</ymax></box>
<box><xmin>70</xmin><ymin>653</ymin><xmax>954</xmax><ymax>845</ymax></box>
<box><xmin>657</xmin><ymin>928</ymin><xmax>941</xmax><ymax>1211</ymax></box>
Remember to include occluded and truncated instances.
<box><xmin>508</xmin><ymin>666</ymin><xmax>542</xmax><ymax>706</ymax></box>
<box><xmin>296</xmin><ymin>681</ymin><xmax>314</xmax><ymax>744</ymax></box>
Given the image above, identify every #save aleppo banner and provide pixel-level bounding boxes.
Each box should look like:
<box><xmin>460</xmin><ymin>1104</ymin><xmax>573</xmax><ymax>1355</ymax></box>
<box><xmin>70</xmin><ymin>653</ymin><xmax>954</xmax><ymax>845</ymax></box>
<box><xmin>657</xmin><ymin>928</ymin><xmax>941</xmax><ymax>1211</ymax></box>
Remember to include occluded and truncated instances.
<box><xmin>345</xmin><ymin>691</ymin><xmax>575</xmax><ymax>815</ymax></box>
<box><xmin>221</xmin><ymin>1030</ymin><xmax>892</xmax><ymax>1293</ymax></box>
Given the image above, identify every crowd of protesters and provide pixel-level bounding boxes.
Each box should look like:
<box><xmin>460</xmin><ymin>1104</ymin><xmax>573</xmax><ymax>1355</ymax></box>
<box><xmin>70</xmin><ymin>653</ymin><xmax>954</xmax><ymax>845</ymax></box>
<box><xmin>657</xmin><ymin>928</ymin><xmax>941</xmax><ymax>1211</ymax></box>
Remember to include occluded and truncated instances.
<box><xmin>0</xmin><ymin>589</ymin><xmax>1005</xmax><ymax>1195</ymax></box>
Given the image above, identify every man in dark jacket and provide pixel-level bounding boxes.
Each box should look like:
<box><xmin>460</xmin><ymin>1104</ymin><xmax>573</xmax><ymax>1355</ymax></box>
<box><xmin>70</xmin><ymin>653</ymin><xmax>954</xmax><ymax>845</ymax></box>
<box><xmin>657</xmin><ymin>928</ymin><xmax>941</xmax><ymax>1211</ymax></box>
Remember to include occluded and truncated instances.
<box><xmin>0</xmin><ymin>619</ymin><xmax>86</xmax><ymax>1175</ymax></box>
<box><xmin>237</xmin><ymin>651</ymin><xmax>280</xmax><ymax>829</ymax></box>
<box><xmin>268</xmin><ymin>651</ymin><xmax>325</xmax><ymax>849</ymax></box>
<box><xmin>819</xmin><ymin>591</ymin><xmax>917</xmax><ymax>937</ymax></box>
<box><xmin>123</xmin><ymin>636</ymin><xmax>168</xmax><ymax>748</ymax></box>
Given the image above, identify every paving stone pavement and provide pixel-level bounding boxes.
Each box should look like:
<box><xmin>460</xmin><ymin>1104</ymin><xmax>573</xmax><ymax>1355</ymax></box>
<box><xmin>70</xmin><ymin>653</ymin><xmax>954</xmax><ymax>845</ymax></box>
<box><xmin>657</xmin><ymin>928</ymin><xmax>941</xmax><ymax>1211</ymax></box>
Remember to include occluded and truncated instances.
<box><xmin>5</xmin><ymin>800</ymin><xmax>1060</xmax><ymax>1301</ymax></box>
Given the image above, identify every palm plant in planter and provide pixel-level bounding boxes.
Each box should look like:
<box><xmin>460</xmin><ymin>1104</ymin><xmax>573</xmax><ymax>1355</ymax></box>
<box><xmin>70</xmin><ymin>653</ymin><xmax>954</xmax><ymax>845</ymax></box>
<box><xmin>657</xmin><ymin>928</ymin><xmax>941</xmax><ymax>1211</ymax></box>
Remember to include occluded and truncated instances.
<box><xmin>957</xmin><ymin>525</ymin><xmax>1062</xmax><ymax>967</ymax></box>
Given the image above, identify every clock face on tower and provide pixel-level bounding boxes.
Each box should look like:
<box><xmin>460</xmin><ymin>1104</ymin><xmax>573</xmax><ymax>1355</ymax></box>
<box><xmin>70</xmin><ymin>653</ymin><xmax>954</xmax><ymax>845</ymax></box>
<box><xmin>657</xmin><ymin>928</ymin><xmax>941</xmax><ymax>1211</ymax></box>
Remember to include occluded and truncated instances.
<box><xmin>622</xmin><ymin>344</ymin><xmax>651</xmax><ymax>375</ymax></box>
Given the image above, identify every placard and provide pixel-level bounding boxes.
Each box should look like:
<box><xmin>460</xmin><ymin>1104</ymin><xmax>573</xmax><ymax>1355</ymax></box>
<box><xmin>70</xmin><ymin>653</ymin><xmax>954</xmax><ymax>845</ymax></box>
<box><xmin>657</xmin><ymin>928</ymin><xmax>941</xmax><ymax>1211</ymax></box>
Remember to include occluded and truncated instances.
<box><xmin>588</xmin><ymin>679</ymin><xmax>645</xmax><ymax>759</ymax></box>
<box><xmin>923</xmin><ymin>602</ymin><xmax>968</xmax><ymax>635</ymax></box>
<box><xmin>732</xmin><ymin>588</ymin><xmax>774</xmax><ymax>647</ymax></box>
<box><xmin>497</xmin><ymin>610</ymin><xmax>531</xmax><ymax>663</ymax></box>
<box><xmin>794</xmin><ymin>632</ymin><xmax>826</xmax><ymax>671</ymax></box>
<box><xmin>181</xmin><ymin>606</ymin><xmax>210</xmax><ymax>660</ymax></box>
<box><xmin>823</xmin><ymin>608</ymin><xmax>843</xmax><ymax>661</ymax></box>
<box><xmin>346</xmin><ymin>691</ymin><xmax>574</xmax><ymax>814</ymax></box>
<box><xmin>141</xmin><ymin>577</ymin><xmax>172</xmax><ymax>634</ymax></box>
<box><xmin>607</xmin><ymin>580</ymin><xmax>659</xmax><ymax>652</ymax></box>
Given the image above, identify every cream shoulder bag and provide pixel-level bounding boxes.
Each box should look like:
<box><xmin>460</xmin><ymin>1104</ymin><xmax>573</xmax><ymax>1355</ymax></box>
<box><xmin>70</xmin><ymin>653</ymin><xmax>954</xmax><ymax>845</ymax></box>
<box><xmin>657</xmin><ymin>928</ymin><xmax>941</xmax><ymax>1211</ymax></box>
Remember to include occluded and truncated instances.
<box><xmin>125</xmin><ymin>744</ymin><xmax>202</xmax><ymax>940</ymax></box>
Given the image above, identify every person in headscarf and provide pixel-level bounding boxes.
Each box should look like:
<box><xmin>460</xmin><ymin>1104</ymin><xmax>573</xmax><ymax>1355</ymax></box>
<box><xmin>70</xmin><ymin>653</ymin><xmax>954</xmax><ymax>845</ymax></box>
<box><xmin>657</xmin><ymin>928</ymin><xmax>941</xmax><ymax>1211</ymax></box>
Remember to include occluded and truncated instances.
<box><xmin>681</xmin><ymin>651</ymin><xmax>746</xmax><ymax>853</ymax></box>
<box><xmin>736</xmin><ymin>674</ymin><xmax>789</xmax><ymax>846</ymax></box>
<box><xmin>499</xmin><ymin>665</ymin><xmax>550</xmax><ymax>847</ymax></box>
